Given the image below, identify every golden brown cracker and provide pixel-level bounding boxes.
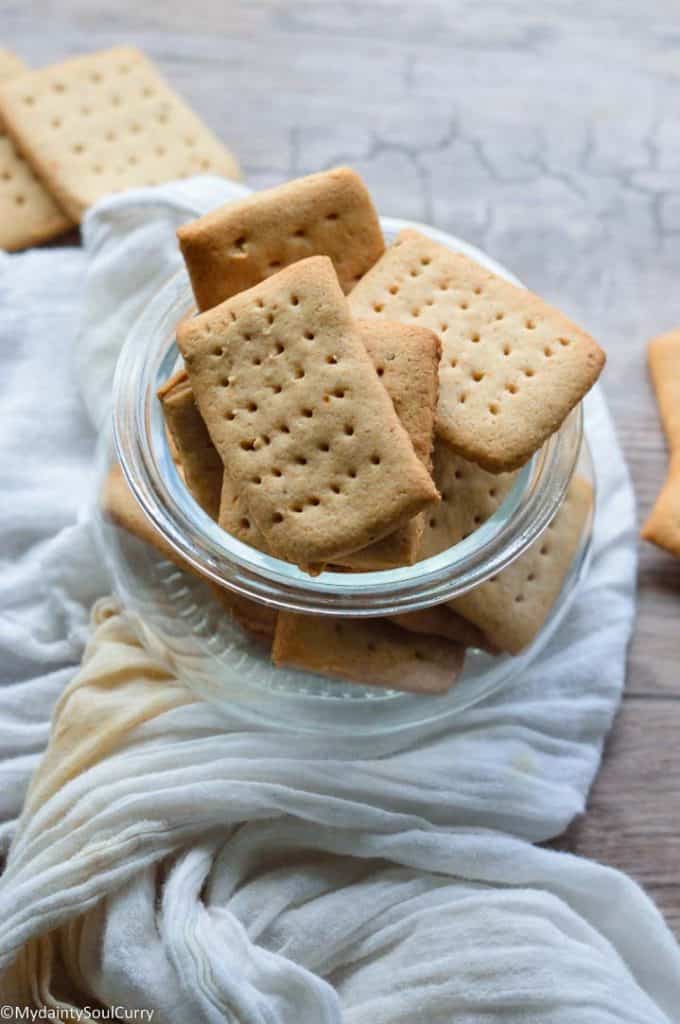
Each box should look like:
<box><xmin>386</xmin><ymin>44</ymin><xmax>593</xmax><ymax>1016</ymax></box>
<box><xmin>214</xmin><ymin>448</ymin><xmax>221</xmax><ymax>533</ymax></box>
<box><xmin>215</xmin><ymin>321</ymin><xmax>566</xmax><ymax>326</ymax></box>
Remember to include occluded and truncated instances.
<box><xmin>178</xmin><ymin>166</ymin><xmax>384</xmax><ymax>310</ymax></box>
<box><xmin>218</xmin><ymin>469</ymin><xmax>269</xmax><ymax>553</ymax></box>
<box><xmin>641</xmin><ymin>329</ymin><xmax>680</xmax><ymax>556</ymax></box>
<box><xmin>218</xmin><ymin>319</ymin><xmax>441</xmax><ymax>570</ymax></box>
<box><xmin>419</xmin><ymin>439</ymin><xmax>517</xmax><ymax>560</ymax></box>
<box><xmin>177</xmin><ymin>256</ymin><xmax>439</xmax><ymax>568</ymax></box>
<box><xmin>0</xmin><ymin>46</ymin><xmax>240</xmax><ymax>222</ymax></box>
<box><xmin>350</xmin><ymin>229</ymin><xmax>605</xmax><ymax>472</ymax></box>
<box><xmin>0</xmin><ymin>50</ymin><xmax>72</xmax><ymax>250</ymax></box>
<box><xmin>447</xmin><ymin>476</ymin><xmax>592</xmax><ymax>654</ymax></box>
<box><xmin>390</xmin><ymin>607</ymin><xmax>496</xmax><ymax>653</ymax></box>
<box><xmin>272</xmin><ymin>612</ymin><xmax>465</xmax><ymax>694</ymax></box>
<box><xmin>158</xmin><ymin>371</ymin><xmax>223</xmax><ymax>519</ymax></box>
<box><xmin>101</xmin><ymin>463</ymin><xmax>276</xmax><ymax>643</ymax></box>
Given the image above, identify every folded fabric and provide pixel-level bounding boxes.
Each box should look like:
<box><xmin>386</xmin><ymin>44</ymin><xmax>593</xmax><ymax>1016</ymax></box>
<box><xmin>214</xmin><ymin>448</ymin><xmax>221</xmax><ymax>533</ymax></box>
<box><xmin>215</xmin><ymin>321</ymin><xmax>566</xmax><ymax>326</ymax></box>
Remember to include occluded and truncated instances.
<box><xmin>1</xmin><ymin>607</ymin><xmax>679</xmax><ymax>1022</ymax></box>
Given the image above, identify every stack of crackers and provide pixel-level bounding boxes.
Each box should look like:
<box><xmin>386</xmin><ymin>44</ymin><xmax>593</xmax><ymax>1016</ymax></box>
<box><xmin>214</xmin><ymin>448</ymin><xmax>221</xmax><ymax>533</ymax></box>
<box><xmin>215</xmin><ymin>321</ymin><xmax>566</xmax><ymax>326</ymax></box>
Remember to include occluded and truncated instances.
<box><xmin>102</xmin><ymin>167</ymin><xmax>605</xmax><ymax>695</ymax></box>
<box><xmin>0</xmin><ymin>45</ymin><xmax>239</xmax><ymax>251</ymax></box>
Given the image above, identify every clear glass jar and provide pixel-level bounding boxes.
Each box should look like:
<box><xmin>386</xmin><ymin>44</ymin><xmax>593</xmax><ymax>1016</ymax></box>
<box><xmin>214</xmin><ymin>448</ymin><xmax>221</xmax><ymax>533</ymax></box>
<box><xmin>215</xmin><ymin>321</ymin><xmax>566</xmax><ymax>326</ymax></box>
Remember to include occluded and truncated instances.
<box><xmin>93</xmin><ymin>218</ymin><xmax>595</xmax><ymax>735</ymax></box>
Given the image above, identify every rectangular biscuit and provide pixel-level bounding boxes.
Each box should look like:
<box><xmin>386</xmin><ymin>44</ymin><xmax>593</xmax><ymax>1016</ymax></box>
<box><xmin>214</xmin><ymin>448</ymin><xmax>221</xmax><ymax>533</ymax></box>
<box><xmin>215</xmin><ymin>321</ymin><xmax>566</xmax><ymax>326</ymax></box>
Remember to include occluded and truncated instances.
<box><xmin>0</xmin><ymin>46</ymin><xmax>240</xmax><ymax>222</ymax></box>
<box><xmin>272</xmin><ymin>612</ymin><xmax>465</xmax><ymax>694</ymax></box>
<box><xmin>335</xmin><ymin>320</ymin><xmax>440</xmax><ymax>569</ymax></box>
<box><xmin>389</xmin><ymin>607</ymin><xmax>496</xmax><ymax>653</ymax></box>
<box><xmin>0</xmin><ymin>50</ymin><xmax>72</xmax><ymax>251</ymax></box>
<box><xmin>443</xmin><ymin>474</ymin><xmax>591</xmax><ymax>654</ymax></box>
<box><xmin>218</xmin><ymin>319</ymin><xmax>441</xmax><ymax>570</ymax></box>
<box><xmin>101</xmin><ymin>463</ymin><xmax>276</xmax><ymax>642</ymax></box>
<box><xmin>158</xmin><ymin>370</ymin><xmax>223</xmax><ymax>520</ymax></box>
<box><xmin>178</xmin><ymin>166</ymin><xmax>384</xmax><ymax>311</ymax></box>
<box><xmin>219</xmin><ymin>469</ymin><xmax>270</xmax><ymax>553</ymax></box>
<box><xmin>419</xmin><ymin>439</ymin><xmax>517</xmax><ymax>560</ymax></box>
<box><xmin>641</xmin><ymin>329</ymin><xmax>680</xmax><ymax>556</ymax></box>
<box><xmin>350</xmin><ymin>229</ymin><xmax>605</xmax><ymax>472</ymax></box>
<box><xmin>178</xmin><ymin>256</ymin><xmax>439</xmax><ymax>568</ymax></box>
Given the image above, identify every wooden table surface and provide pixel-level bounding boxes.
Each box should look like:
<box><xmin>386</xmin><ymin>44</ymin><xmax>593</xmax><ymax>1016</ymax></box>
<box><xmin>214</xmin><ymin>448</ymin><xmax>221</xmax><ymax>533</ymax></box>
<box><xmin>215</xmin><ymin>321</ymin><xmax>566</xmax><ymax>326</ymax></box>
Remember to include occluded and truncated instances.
<box><xmin>6</xmin><ymin>1</ymin><xmax>680</xmax><ymax>932</ymax></box>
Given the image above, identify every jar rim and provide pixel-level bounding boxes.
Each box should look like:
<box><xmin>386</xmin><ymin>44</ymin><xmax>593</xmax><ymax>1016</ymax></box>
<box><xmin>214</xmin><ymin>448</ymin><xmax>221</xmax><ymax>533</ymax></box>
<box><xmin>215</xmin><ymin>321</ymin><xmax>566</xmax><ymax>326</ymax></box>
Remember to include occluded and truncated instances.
<box><xmin>113</xmin><ymin>216</ymin><xmax>583</xmax><ymax>616</ymax></box>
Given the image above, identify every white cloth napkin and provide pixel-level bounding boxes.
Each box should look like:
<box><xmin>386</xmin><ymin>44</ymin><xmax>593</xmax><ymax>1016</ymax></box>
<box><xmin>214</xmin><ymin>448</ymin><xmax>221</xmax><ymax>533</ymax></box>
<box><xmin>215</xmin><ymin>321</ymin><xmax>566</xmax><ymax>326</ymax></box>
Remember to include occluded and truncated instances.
<box><xmin>0</xmin><ymin>177</ymin><xmax>679</xmax><ymax>1021</ymax></box>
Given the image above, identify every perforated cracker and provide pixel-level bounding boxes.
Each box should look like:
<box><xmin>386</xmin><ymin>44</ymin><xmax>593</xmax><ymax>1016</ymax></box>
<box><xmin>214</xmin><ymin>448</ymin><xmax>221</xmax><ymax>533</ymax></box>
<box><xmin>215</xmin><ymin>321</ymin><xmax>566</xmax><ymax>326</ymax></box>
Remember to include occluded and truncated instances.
<box><xmin>445</xmin><ymin>475</ymin><xmax>592</xmax><ymax>654</ymax></box>
<box><xmin>335</xmin><ymin>320</ymin><xmax>440</xmax><ymax>568</ymax></box>
<box><xmin>0</xmin><ymin>50</ymin><xmax>72</xmax><ymax>250</ymax></box>
<box><xmin>219</xmin><ymin>320</ymin><xmax>440</xmax><ymax>570</ymax></box>
<box><xmin>219</xmin><ymin>469</ymin><xmax>269</xmax><ymax>553</ymax></box>
<box><xmin>0</xmin><ymin>46</ymin><xmax>240</xmax><ymax>222</ymax></box>
<box><xmin>158</xmin><ymin>369</ymin><xmax>223</xmax><ymax>520</ymax></box>
<box><xmin>272</xmin><ymin>612</ymin><xmax>465</xmax><ymax>694</ymax></box>
<box><xmin>0</xmin><ymin>50</ymin><xmax>27</xmax><ymax>81</ymax></box>
<box><xmin>641</xmin><ymin>329</ymin><xmax>680</xmax><ymax>557</ymax></box>
<box><xmin>178</xmin><ymin>166</ymin><xmax>384</xmax><ymax>311</ymax></box>
<box><xmin>101</xmin><ymin>463</ymin><xmax>276</xmax><ymax>642</ymax></box>
<box><xmin>350</xmin><ymin>229</ymin><xmax>605</xmax><ymax>472</ymax></box>
<box><xmin>390</xmin><ymin>607</ymin><xmax>495</xmax><ymax>653</ymax></box>
<box><xmin>419</xmin><ymin>439</ymin><xmax>517</xmax><ymax>559</ymax></box>
<box><xmin>177</xmin><ymin>256</ymin><xmax>439</xmax><ymax>568</ymax></box>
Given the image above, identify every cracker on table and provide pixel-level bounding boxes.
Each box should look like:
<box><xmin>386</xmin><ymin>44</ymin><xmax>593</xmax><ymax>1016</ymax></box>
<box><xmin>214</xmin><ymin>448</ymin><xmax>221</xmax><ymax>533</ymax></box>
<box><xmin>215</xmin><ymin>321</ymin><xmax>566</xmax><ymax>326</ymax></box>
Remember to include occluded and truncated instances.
<box><xmin>178</xmin><ymin>166</ymin><xmax>384</xmax><ymax>311</ymax></box>
<box><xmin>0</xmin><ymin>49</ymin><xmax>72</xmax><ymax>251</ymax></box>
<box><xmin>272</xmin><ymin>612</ymin><xmax>465</xmax><ymax>694</ymax></box>
<box><xmin>350</xmin><ymin>229</ymin><xmax>605</xmax><ymax>472</ymax></box>
<box><xmin>641</xmin><ymin>329</ymin><xmax>680</xmax><ymax>556</ymax></box>
<box><xmin>101</xmin><ymin>463</ymin><xmax>276</xmax><ymax>643</ymax></box>
<box><xmin>218</xmin><ymin>319</ymin><xmax>441</xmax><ymax>570</ymax></box>
<box><xmin>177</xmin><ymin>256</ymin><xmax>439</xmax><ymax>568</ymax></box>
<box><xmin>158</xmin><ymin>370</ymin><xmax>223</xmax><ymax>520</ymax></box>
<box><xmin>219</xmin><ymin>469</ymin><xmax>270</xmax><ymax>553</ymax></box>
<box><xmin>0</xmin><ymin>46</ymin><xmax>240</xmax><ymax>222</ymax></box>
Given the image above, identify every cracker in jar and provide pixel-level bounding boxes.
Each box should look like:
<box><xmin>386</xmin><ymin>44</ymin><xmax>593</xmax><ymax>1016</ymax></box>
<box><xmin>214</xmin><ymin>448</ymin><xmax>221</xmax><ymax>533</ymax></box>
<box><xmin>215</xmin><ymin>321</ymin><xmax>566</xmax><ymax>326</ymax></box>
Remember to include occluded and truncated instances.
<box><xmin>178</xmin><ymin>166</ymin><xmax>384</xmax><ymax>310</ymax></box>
<box><xmin>158</xmin><ymin>368</ymin><xmax>223</xmax><ymax>520</ymax></box>
<box><xmin>272</xmin><ymin>612</ymin><xmax>465</xmax><ymax>694</ymax></box>
<box><xmin>218</xmin><ymin>319</ymin><xmax>441</xmax><ymax>570</ymax></box>
<box><xmin>350</xmin><ymin>228</ymin><xmax>605</xmax><ymax>473</ymax></box>
<box><xmin>177</xmin><ymin>256</ymin><xmax>439</xmax><ymax>568</ymax></box>
<box><xmin>101</xmin><ymin>463</ymin><xmax>276</xmax><ymax>643</ymax></box>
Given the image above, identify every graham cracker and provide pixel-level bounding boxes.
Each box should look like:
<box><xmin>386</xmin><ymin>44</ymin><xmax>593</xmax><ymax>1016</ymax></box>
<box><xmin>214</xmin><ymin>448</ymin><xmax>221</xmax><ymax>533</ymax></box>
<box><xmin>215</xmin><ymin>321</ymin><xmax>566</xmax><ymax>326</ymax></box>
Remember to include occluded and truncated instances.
<box><xmin>101</xmin><ymin>463</ymin><xmax>276</xmax><ymax>643</ymax></box>
<box><xmin>272</xmin><ymin>612</ymin><xmax>465</xmax><ymax>694</ymax></box>
<box><xmin>335</xmin><ymin>320</ymin><xmax>440</xmax><ymax>569</ymax></box>
<box><xmin>158</xmin><ymin>369</ymin><xmax>223</xmax><ymax>520</ymax></box>
<box><xmin>0</xmin><ymin>50</ymin><xmax>27</xmax><ymax>82</ymax></box>
<box><xmin>419</xmin><ymin>439</ymin><xmax>517</xmax><ymax>561</ymax></box>
<box><xmin>0</xmin><ymin>46</ymin><xmax>240</xmax><ymax>222</ymax></box>
<box><xmin>218</xmin><ymin>319</ymin><xmax>441</xmax><ymax>569</ymax></box>
<box><xmin>350</xmin><ymin>229</ymin><xmax>605</xmax><ymax>472</ymax></box>
<box><xmin>0</xmin><ymin>50</ymin><xmax>72</xmax><ymax>251</ymax></box>
<box><xmin>447</xmin><ymin>476</ymin><xmax>592</xmax><ymax>654</ymax></box>
<box><xmin>390</xmin><ymin>607</ymin><xmax>496</xmax><ymax>653</ymax></box>
<box><xmin>219</xmin><ymin>469</ymin><xmax>270</xmax><ymax>553</ymax></box>
<box><xmin>178</xmin><ymin>166</ymin><xmax>384</xmax><ymax>311</ymax></box>
<box><xmin>641</xmin><ymin>329</ymin><xmax>680</xmax><ymax>556</ymax></box>
<box><xmin>177</xmin><ymin>256</ymin><xmax>439</xmax><ymax>568</ymax></box>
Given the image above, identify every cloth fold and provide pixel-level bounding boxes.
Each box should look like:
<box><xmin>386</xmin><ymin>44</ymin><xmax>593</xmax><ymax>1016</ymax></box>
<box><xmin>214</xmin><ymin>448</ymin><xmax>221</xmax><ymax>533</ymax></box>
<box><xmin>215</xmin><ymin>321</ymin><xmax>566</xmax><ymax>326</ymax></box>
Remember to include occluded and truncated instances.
<box><xmin>0</xmin><ymin>176</ymin><xmax>678</xmax><ymax>1021</ymax></box>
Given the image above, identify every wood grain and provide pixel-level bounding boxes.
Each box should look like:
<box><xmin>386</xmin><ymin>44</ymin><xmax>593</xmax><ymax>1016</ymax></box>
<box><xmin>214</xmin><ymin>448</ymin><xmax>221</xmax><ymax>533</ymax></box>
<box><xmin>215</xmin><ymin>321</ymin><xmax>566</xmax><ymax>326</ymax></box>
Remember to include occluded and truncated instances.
<box><xmin>4</xmin><ymin>0</ymin><xmax>680</xmax><ymax>935</ymax></box>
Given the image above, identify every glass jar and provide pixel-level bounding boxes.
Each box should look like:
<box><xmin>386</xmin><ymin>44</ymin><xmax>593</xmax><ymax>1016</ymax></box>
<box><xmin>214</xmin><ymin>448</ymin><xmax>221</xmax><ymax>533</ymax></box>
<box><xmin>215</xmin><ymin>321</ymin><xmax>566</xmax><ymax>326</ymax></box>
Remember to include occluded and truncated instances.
<box><xmin>93</xmin><ymin>218</ymin><xmax>595</xmax><ymax>735</ymax></box>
